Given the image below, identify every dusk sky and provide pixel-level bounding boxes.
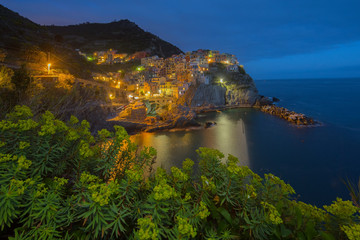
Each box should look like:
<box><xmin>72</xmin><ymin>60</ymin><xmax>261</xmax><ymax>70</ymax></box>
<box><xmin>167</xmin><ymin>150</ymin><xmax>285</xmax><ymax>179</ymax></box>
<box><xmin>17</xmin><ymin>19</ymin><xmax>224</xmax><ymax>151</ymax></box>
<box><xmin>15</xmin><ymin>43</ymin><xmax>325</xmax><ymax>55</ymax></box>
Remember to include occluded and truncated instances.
<box><xmin>1</xmin><ymin>0</ymin><xmax>360</xmax><ymax>79</ymax></box>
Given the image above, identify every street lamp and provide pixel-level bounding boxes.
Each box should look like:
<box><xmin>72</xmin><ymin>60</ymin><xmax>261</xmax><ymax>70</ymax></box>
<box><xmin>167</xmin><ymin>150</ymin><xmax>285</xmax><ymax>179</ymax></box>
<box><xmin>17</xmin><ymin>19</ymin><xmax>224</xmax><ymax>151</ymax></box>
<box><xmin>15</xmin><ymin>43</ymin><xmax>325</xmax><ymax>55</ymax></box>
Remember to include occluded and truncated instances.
<box><xmin>220</xmin><ymin>78</ymin><xmax>223</xmax><ymax>83</ymax></box>
<box><xmin>47</xmin><ymin>63</ymin><xmax>51</xmax><ymax>74</ymax></box>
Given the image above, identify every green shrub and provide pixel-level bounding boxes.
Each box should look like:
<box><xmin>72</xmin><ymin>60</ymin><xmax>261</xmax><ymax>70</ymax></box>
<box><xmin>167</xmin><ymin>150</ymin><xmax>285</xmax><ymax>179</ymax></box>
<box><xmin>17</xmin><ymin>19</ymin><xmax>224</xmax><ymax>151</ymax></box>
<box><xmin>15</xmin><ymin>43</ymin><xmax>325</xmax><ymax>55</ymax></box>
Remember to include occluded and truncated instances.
<box><xmin>0</xmin><ymin>106</ymin><xmax>359</xmax><ymax>239</ymax></box>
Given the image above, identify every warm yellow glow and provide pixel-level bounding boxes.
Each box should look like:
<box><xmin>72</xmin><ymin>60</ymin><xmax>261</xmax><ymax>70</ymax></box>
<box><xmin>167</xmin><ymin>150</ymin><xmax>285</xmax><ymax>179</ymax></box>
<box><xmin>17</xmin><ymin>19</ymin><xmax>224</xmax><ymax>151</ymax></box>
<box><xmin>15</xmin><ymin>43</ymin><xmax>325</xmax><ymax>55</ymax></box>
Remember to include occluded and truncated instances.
<box><xmin>109</xmin><ymin>94</ymin><xmax>115</xmax><ymax>100</ymax></box>
<box><xmin>47</xmin><ymin>63</ymin><xmax>51</xmax><ymax>74</ymax></box>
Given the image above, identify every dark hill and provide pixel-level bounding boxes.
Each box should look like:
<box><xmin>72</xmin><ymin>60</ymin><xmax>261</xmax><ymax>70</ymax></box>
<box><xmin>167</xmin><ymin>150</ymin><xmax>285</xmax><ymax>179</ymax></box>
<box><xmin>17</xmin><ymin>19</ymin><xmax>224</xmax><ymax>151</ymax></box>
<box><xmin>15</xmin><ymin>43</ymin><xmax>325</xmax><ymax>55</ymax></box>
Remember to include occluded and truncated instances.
<box><xmin>47</xmin><ymin>20</ymin><xmax>183</xmax><ymax>58</ymax></box>
<box><xmin>0</xmin><ymin>4</ymin><xmax>95</xmax><ymax>78</ymax></box>
<box><xmin>0</xmin><ymin>4</ymin><xmax>183</xmax><ymax>77</ymax></box>
<box><xmin>0</xmin><ymin>4</ymin><xmax>51</xmax><ymax>55</ymax></box>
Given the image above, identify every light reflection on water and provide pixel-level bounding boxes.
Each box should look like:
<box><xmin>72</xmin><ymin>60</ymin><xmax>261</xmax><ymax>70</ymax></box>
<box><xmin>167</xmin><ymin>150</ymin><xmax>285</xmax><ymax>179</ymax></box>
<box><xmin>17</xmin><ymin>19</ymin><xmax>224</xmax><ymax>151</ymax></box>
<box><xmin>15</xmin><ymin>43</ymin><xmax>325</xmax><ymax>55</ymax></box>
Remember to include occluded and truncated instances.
<box><xmin>132</xmin><ymin>78</ymin><xmax>360</xmax><ymax>206</ymax></box>
<box><xmin>132</xmin><ymin>109</ymin><xmax>250</xmax><ymax>172</ymax></box>
<box><xmin>132</xmin><ymin>106</ymin><xmax>360</xmax><ymax>206</ymax></box>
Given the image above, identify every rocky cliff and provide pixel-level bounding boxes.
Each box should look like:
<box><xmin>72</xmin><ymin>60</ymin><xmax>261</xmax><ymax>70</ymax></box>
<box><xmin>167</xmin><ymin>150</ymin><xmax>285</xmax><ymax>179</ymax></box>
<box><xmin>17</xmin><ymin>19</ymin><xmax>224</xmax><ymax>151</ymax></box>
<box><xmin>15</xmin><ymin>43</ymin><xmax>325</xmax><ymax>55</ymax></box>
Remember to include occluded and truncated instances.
<box><xmin>188</xmin><ymin>84</ymin><xmax>227</xmax><ymax>107</ymax></box>
<box><xmin>224</xmin><ymin>73</ymin><xmax>259</xmax><ymax>106</ymax></box>
<box><xmin>179</xmin><ymin>65</ymin><xmax>259</xmax><ymax>107</ymax></box>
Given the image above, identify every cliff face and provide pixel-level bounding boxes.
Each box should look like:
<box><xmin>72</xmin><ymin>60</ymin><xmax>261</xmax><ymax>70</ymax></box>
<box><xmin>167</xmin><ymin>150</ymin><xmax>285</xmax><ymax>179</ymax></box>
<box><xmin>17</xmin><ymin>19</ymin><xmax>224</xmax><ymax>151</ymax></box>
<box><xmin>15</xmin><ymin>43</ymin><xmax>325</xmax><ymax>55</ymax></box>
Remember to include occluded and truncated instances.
<box><xmin>224</xmin><ymin>73</ymin><xmax>259</xmax><ymax>105</ymax></box>
<box><xmin>179</xmin><ymin>70</ymin><xmax>259</xmax><ymax>107</ymax></box>
<box><xmin>190</xmin><ymin>84</ymin><xmax>227</xmax><ymax>107</ymax></box>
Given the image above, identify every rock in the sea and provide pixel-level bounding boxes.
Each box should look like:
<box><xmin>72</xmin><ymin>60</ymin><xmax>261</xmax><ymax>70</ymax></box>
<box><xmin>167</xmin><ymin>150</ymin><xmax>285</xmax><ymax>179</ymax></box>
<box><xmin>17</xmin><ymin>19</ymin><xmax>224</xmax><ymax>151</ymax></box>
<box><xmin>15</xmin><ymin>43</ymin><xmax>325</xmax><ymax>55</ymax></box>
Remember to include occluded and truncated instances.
<box><xmin>205</xmin><ymin>121</ymin><xmax>217</xmax><ymax>128</ymax></box>
<box><xmin>254</xmin><ymin>96</ymin><xmax>274</xmax><ymax>107</ymax></box>
<box><xmin>272</xmin><ymin>97</ymin><xmax>280</xmax><ymax>102</ymax></box>
<box><xmin>260</xmin><ymin>105</ymin><xmax>316</xmax><ymax>126</ymax></box>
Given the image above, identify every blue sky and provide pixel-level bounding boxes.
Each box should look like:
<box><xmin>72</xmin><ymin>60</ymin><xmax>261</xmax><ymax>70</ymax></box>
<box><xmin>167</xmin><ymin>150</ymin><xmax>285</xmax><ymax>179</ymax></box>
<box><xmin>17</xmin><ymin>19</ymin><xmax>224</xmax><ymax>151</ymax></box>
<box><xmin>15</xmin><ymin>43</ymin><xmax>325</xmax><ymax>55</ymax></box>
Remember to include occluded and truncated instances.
<box><xmin>1</xmin><ymin>0</ymin><xmax>360</xmax><ymax>79</ymax></box>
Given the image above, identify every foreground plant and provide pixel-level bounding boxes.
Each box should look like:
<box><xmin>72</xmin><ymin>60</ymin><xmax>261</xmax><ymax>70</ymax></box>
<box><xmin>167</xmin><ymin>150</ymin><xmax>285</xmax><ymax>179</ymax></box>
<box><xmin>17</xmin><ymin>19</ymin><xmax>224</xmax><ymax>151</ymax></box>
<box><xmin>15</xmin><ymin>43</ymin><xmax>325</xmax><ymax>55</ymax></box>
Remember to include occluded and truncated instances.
<box><xmin>0</xmin><ymin>106</ymin><xmax>359</xmax><ymax>239</ymax></box>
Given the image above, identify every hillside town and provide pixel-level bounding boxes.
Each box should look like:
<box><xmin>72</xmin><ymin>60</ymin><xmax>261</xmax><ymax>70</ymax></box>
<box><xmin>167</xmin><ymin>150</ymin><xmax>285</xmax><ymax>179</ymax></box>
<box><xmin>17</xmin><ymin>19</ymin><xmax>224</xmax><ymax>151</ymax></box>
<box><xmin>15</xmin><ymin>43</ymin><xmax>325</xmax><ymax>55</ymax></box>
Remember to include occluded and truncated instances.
<box><xmin>86</xmin><ymin>49</ymin><xmax>244</xmax><ymax>103</ymax></box>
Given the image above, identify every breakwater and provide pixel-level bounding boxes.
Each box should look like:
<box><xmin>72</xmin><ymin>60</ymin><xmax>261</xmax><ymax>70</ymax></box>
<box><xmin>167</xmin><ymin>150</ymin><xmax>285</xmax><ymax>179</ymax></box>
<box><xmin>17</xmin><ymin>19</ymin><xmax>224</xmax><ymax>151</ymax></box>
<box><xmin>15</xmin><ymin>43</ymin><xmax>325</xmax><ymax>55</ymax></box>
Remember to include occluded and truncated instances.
<box><xmin>260</xmin><ymin>105</ymin><xmax>317</xmax><ymax>126</ymax></box>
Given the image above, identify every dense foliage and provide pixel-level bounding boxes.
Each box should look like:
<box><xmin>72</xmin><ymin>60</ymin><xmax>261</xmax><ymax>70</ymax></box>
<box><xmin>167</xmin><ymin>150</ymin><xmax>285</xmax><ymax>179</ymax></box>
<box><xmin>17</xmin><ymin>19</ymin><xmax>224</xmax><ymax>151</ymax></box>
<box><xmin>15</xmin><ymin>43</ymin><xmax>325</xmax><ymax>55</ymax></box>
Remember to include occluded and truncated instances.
<box><xmin>0</xmin><ymin>65</ymin><xmax>32</xmax><ymax>116</ymax></box>
<box><xmin>1</xmin><ymin>106</ymin><xmax>360</xmax><ymax>239</ymax></box>
<box><xmin>0</xmin><ymin>65</ymin><xmax>111</xmax><ymax>133</ymax></box>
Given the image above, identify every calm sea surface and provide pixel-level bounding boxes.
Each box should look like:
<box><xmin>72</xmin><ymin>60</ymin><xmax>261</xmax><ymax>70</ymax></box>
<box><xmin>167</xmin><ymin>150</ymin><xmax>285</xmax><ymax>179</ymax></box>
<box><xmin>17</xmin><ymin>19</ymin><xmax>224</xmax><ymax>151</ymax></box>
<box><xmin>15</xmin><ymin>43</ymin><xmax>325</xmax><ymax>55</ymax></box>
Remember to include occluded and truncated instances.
<box><xmin>133</xmin><ymin>78</ymin><xmax>360</xmax><ymax>206</ymax></box>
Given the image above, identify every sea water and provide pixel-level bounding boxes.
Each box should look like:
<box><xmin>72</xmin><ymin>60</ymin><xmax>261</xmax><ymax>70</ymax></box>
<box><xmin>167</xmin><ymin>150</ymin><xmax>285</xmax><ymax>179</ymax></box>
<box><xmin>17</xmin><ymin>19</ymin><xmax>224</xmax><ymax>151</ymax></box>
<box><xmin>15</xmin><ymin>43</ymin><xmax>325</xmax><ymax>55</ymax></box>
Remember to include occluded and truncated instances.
<box><xmin>133</xmin><ymin>78</ymin><xmax>360</xmax><ymax>206</ymax></box>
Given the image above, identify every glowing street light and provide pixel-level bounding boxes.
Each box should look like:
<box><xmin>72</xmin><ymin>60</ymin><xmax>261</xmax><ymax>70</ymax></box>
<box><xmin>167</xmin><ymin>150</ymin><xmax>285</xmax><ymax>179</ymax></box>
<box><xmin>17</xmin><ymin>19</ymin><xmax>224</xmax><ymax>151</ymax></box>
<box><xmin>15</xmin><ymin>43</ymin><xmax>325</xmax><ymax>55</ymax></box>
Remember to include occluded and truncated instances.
<box><xmin>47</xmin><ymin>63</ymin><xmax>51</xmax><ymax>74</ymax></box>
<box><xmin>220</xmin><ymin>78</ymin><xmax>223</xmax><ymax>83</ymax></box>
<box><xmin>136</xmin><ymin>66</ymin><xmax>145</xmax><ymax>71</ymax></box>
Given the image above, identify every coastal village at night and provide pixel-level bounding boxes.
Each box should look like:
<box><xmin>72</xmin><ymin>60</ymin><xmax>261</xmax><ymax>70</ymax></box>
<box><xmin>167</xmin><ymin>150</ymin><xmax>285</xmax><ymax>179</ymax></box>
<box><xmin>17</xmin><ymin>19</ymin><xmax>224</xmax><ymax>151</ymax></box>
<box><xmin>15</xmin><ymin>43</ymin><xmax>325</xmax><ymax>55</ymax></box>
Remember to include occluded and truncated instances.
<box><xmin>66</xmin><ymin>49</ymin><xmax>241</xmax><ymax>101</ymax></box>
<box><xmin>1</xmin><ymin>2</ymin><xmax>360</xmax><ymax>239</ymax></box>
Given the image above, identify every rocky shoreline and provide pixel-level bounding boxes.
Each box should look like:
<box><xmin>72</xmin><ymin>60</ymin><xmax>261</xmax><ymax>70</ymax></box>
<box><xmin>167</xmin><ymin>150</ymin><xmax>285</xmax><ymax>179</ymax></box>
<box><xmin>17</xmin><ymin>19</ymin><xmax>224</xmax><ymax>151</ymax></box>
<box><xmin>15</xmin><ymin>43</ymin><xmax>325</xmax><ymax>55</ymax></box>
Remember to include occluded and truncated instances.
<box><xmin>192</xmin><ymin>103</ymin><xmax>253</xmax><ymax>114</ymax></box>
<box><xmin>105</xmin><ymin>101</ymin><xmax>319</xmax><ymax>135</ymax></box>
<box><xmin>106</xmin><ymin>102</ymin><xmax>202</xmax><ymax>134</ymax></box>
<box><xmin>100</xmin><ymin>68</ymin><xmax>319</xmax><ymax>133</ymax></box>
<box><xmin>259</xmin><ymin>105</ymin><xmax>318</xmax><ymax>126</ymax></box>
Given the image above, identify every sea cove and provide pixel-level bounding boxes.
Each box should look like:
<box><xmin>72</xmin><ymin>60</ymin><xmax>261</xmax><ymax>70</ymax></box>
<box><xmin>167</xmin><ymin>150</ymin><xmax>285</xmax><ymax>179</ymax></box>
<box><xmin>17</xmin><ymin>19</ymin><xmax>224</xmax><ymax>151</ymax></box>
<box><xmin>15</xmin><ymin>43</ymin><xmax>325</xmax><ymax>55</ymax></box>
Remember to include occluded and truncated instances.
<box><xmin>133</xmin><ymin>78</ymin><xmax>360</xmax><ymax>206</ymax></box>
